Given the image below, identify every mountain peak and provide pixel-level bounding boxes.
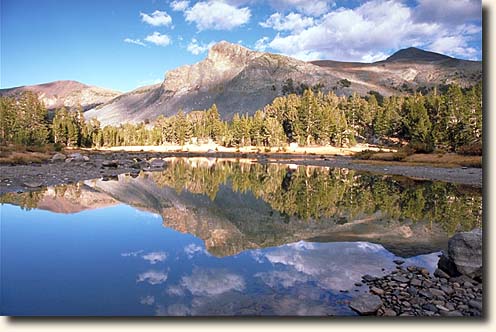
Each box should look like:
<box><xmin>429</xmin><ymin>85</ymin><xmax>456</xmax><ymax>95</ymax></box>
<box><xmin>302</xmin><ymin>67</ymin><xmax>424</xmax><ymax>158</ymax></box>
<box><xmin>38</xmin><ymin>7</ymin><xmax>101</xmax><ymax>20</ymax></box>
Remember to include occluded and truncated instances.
<box><xmin>385</xmin><ymin>47</ymin><xmax>452</xmax><ymax>62</ymax></box>
<box><xmin>207</xmin><ymin>41</ymin><xmax>254</xmax><ymax>61</ymax></box>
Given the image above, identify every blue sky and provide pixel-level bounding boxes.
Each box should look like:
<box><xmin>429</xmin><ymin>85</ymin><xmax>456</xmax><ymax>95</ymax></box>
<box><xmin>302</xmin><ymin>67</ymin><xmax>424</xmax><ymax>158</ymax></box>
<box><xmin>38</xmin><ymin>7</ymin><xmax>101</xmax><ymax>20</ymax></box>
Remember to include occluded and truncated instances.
<box><xmin>1</xmin><ymin>0</ymin><xmax>482</xmax><ymax>92</ymax></box>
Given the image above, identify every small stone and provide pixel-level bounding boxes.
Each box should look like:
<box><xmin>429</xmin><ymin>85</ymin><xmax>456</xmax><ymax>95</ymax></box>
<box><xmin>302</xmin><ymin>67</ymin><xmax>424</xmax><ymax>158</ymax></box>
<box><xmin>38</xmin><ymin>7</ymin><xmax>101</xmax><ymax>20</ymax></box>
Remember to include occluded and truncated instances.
<box><xmin>51</xmin><ymin>153</ymin><xmax>66</xmax><ymax>162</ymax></box>
<box><xmin>370</xmin><ymin>287</ymin><xmax>385</xmax><ymax>296</ymax></box>
<box><xmin>420</xmin><ymin>269</ymin><xmax>430</xmax><ymax>277</ymax></box>
<box><xmin>422</xmin><ymin>303</ymin><xmax>438</xmax><ymax>312</ymax></box>
<box><xmin>468</xmin><ymin>300</ymin><xmax>482</xmax><ymax>311</ymax></box>
<box><xmin>23</xmin><ymin>181</ymin><xmax>43</xmax><ymax>188</ymax></box>
<box><xmin>393</xmin><ymin>275</ymin><xmax>409</xmax><ymax>283</ymax></box>
<box><xmin>382</xmin><ymin>308</ymin><xmax>397</xmax><ymax>316</ymax></box>
<box><xmin>429</xmin><ymin>288</ymin><xmax>446</xmax><ymax>298</ymax></box>
<box><xmin>436</xmin><ymin>304</ymin><xmax>450</xmax><ymax>312</ymax></box>
<box><xmin>102</xmin><ymin>160</ymin><xmax>119</xmax><ymax>168</ymax></box>
<box><xmin>354</xmin><ymin>282</ymin><xmax>363</xmax><ymax>287</ymax></box>
<box><xmin>362</xmin><ymin>274</ymin><xmax>377</xmax><ymax>282</ymax></box>
<box><xmin>434</xmin><ymin>268</ymin><xmax>451</xmax><ymax>279</ymax></box>
<box><xmin>393</xmin><ymin>259</ymin><xmax>405</xmax><ymax>265</ymax></box>
<box><xmin>440</xmin><ymin>285</ymin><xmax>454</xmax><ymax>295</ymax></box>
<box><xmin>419</xmin><ymin>290</ymin><xmax>433</xmax><ymax>299</ymax></box>
<box><xmin>349</xmin><ymin>294</ymin><xmax>383</xmax><ymax>315</ymax></box>
<box><xmin>439</xmin><ymin>310</ymin><xmax>464</xmax><ymax>317</ymax></box>
<box><xmin>445</xmin><ymin>303</ymin><xmax>455</xmax><ymax>311</ymax></box>
<box><xmin>150</xmin><ymin>158</ymin><xmax>166</xmax><ymax>168</ymax></box>
<box><xmin>407</xmin><ymin>287</ymin><xmax>418</xmax><ymax>296</ymax></box>
<box><xmin>410</xmin><ymin>278</ymin><xmax>422</xmax><ymax>287</ymax></box>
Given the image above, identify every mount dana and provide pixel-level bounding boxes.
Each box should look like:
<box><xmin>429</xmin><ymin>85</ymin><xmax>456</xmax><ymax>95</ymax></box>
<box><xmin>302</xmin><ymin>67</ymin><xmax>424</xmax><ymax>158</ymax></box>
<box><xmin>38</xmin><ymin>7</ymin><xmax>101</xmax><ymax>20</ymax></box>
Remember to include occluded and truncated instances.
<box><xmin>85</xmin><ymin>42</ymin><xmax>481</xmax><ymax>126</ymax></box>
<box><xmin>2</xmin><ymin>42</ymin><xmax>482</xmax><ymax>126</ymax></box>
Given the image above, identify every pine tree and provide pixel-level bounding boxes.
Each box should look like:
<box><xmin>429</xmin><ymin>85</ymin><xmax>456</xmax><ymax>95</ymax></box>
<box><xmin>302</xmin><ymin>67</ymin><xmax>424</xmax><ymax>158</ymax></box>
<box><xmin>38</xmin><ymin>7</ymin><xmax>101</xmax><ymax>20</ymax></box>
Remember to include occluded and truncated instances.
<box><xmin>402</xmin><ymin>94</ymin><xmax>432</xmax><ymax>145</ymax></box>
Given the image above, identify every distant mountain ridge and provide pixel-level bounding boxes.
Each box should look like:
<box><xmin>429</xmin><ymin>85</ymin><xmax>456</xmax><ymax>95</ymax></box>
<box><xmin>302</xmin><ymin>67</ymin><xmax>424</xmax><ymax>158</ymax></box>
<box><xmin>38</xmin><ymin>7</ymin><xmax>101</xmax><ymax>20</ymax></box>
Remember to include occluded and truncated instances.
<box><xmin>0</xmin><ymin>80</ymin><xmax>120</xmax><ymax>111</ymax></box>
<box><xmin>385</xmin><ymin>47</ymin><xmax>454</xmax><ymax>62</ymax></box>
<box><xmin>1</xmin><ymin>43</ymin><xmax>482</xmax><ymax>125</ymax></box>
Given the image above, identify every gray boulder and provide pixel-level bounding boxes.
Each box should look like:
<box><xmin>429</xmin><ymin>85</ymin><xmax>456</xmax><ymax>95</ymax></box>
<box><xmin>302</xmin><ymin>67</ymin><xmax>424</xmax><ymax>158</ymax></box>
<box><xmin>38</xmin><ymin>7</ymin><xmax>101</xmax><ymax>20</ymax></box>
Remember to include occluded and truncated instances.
<box><xmin>149</xmin><ymin>158</ymin><xmax>166</xmax><ymax>169</ymax></box>
<box><xmin>67</xmin><ymin>153</ymin><xmax>89</xmax><ymax>162</ymax></box>
<box><xmin>438</xmin><ymin>228</ymin><xmax>482</xmax><ymax>279</ymax></box>
<box><xmin>51</xmin><ymin>153</ymin><xmax>66</xmax><ymax>162</ymax></box>
<box><xmin>349</xmin><ymin>294</ymin><xmax>383</xmax><ymax>315</ymax></box>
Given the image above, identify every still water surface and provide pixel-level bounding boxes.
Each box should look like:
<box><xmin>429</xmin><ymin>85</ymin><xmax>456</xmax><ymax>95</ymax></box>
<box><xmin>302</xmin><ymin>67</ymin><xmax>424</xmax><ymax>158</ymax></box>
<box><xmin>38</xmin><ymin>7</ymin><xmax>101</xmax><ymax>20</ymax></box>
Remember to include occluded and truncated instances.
<box><xmin>0</xmin><ymin>158</ymin><xmax>482</xmax><ymax>316</ymax></box>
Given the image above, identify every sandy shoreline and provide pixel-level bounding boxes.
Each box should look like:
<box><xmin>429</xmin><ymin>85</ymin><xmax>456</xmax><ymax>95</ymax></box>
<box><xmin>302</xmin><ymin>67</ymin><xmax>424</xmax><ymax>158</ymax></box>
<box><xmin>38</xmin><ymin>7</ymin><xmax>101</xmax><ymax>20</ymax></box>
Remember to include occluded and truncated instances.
<box><xmin>0</xmin><ymin>151</ymin><xmax>482</xmax><ymax>195</ymax></box>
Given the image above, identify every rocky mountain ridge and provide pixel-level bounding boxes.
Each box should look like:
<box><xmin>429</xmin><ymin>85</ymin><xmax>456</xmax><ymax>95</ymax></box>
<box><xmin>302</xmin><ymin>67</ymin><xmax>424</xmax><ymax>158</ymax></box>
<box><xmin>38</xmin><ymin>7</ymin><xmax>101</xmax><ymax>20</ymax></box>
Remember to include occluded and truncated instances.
<box><xmin>0</xmin><ymin>80</ymin><xmax>120</xmax><ymax>111</ymax></box>
<box><xmin>1</xmin><ymin>43</ymin><xmax>482</xmax><ymax>126</ymax></box>
<box><xmin>84</xmin><ymin>42</ymin><xmax>482</xmax><ymax>125</ymax></box>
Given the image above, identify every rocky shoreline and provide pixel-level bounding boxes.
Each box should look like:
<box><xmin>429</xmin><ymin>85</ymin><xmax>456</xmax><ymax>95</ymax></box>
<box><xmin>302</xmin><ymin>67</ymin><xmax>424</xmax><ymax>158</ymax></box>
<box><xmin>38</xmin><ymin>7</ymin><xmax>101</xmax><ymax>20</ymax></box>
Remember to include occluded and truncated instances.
<box><xmin>349</xmin><ymin>229</ymin><xmax>483</xmax><ymax>317</ymax></box>
<box><xmin>0</xmin><ymin>151</ymin><xmax>483</xmax><ymax>195</ymax></box>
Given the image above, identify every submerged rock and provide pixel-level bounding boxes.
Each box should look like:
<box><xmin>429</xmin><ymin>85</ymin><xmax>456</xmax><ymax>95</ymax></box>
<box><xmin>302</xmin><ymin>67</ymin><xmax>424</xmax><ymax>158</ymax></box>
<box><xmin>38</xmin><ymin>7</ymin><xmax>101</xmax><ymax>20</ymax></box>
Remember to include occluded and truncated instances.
<box><xmin>23</xmin><ymin>181</ymin><xmax>43</xmax><ymax>188</ymax></box>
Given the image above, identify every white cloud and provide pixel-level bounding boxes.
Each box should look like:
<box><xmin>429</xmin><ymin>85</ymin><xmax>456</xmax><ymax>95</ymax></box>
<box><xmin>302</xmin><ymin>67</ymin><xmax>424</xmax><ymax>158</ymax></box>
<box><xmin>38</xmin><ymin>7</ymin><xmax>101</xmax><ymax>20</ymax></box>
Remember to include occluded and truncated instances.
<box><xmin>137</xmin><ymin>270</ymin><xmax>168</xmax><ymax>285</ymax></box>
<box><xmin>255</xmin><ymin>270</ymin><xmax>309</xmax><ymax>288</ymax></box>
<box><xmin>254</xmin><ymin>36</ymin><xmax>270</xmax><ymax>52</ymax></box>
<box><xmin>263</xmin><ymin>0</ymin><xmax>481</xmax><ymax>62</ymax></box>
<box><xmin>428</xmin><ymin>36</ymin><xmax>478</xmax><ymax>59</ymax></box>
<box><xmin>270</xmin><ymin>0</ymin><xmax>334</xmax><ymax>17</ymax></box>
<box><xmin>166</xmin><ymin>304</ymin><xmax>191</xmax><ymax>316</ymax></box>
<box><xmin>185</xmin><ymin>1</ymin><xmax>251</xmax><ymax>31</ymax></box>
<box><xmin>186</xmin><ymin>38</ymin><xmax>216</xmax><ymax>55</ymax></box>
<box><xmin>139</xmin><ymin>295</ymin><xmax>155</xmax><ymax>305</ymax></box>
<box><xmin>166</xmin><ymin>284</ymin><xmax>185</xmax><ymax>296</ymax></box>
<box><xmin>145</xmin><ymin>32</ymin><xmax>171</xmax><ymax>46</ymax></box>
<box><xmin>413</xmin><ymin>0</ymin><xmax>481</xmax><ymax>25</ymax></box>
<box><xmin>184</xmin><ymin>243</ymin><xmax>206</xmax><ymax>257</ymax></box>
<box><xmin>260</xmin><ymin>12</ymin><xmax>314</xmax><ymax>32</ymax></box>
<box><xmin>170</xmin><ymin>0</ymin><xmax>190</xmax><ymax>12</ymax></box>
<box><xmin>180</xmin><ymin>268</ymin><xmax>245</xmax><ymax>296</ymax></box>
<box><xmin>262</xmin><ymin>241</ymin><xmax>398</xmax><ymax>290</ymax></box>
<box><xmin>140</xmin><ymin>10</ymin><xmax>173</xmax><ymax>26</ymax></box>
<box><xmin>124</xmin><ymin>38</ymin><xmax>146</xmax><ymax>47</ymax></box>
<box><xmin>142</xmin><ymin>251</ymin><xmax>167</xmax><ymax>264</ymax></box>
<box><xmin>121</xmin><ymin>249</ymin><xmax>144</xmax><ymax>257</ymax></box>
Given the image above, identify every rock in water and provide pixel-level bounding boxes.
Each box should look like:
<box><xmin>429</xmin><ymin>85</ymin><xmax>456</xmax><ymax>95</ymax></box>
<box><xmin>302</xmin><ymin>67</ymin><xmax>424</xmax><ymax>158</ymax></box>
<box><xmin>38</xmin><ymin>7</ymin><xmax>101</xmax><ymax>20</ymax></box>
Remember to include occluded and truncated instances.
<box><xmin>23</xmin><ymin>181</ymin><xmax>43</xmax><ymax>188</ymax></box>
<box><xmin>349</xmin><ymin>294</ymin><xmax>383</xmax><ymax>315</ymax></box>
<box><xmin>150</xmin><ymin>158</ymin><xmax>166</xmax><ymax>169</ymax></box>
<box><xmin>438</xmin><ymin>228</ymin><xmax>482</xmax><ymax>279</ymax></box>
<box><xmin>102</xmin><ymin>160</ymin><xmax>119</xmax><ymax>168</ymax></box>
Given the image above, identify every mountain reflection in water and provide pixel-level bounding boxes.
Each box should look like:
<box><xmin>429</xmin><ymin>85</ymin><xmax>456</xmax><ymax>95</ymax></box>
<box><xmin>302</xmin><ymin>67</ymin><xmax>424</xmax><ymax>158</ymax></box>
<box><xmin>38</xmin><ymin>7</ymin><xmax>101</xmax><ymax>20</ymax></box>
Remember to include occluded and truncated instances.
<box><xmin>0</xmin><ymin>158</ymin><xmax>482</xmax><ymax>316</ymax></box>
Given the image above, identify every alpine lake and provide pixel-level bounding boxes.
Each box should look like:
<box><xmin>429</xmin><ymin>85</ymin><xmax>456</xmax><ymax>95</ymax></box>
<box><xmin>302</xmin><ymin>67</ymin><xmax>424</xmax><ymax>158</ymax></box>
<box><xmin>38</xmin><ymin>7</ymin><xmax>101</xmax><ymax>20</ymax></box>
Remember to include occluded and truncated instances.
<box><xmin>0</xmin><ymin>158</ymin><xmax>482</xmax><ymax>316</ymax></box>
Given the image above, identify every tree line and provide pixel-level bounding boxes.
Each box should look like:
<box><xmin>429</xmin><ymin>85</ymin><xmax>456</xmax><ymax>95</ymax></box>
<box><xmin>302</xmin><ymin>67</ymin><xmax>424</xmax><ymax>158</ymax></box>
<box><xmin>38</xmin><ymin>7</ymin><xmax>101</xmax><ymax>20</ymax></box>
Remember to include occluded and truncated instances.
<box><xmin>0</xmin><ymin>81</ymin><xmax>482</xmax><ymax>153</ymax></box>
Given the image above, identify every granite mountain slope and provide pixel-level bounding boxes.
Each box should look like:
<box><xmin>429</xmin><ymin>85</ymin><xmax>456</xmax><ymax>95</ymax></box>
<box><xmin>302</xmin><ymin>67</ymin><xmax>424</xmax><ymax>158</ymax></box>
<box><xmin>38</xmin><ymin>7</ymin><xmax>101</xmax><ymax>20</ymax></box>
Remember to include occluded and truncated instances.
<box><xmin>85</xmin><ymin>42</ymin><xmax>481</xmax><ymax>126</ymax></box>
